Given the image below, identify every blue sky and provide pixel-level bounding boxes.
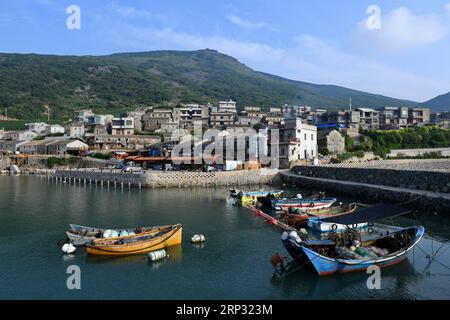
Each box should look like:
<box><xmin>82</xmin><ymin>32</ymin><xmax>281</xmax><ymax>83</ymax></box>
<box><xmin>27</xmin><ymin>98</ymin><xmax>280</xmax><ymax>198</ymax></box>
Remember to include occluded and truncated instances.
<box><xmin>1</xmin><ymin>0</ymin><xmax>450</xmax><ymax>102</ymax></box>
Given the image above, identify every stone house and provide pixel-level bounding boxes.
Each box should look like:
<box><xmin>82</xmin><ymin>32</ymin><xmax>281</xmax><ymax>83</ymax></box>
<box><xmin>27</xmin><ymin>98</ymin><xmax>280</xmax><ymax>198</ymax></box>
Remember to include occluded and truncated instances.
<box><xmin>318</xmin><ymin>130</ymin><xmax>345</xmax><ymax>154</ymax></box>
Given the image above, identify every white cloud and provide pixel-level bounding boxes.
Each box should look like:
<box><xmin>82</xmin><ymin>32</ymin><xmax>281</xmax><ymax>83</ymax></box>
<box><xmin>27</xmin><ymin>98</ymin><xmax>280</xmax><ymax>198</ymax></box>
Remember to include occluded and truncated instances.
<box><xmin>354</xmin><ymin>7</ymin><xmax>448</xmax><ymax>51</ymax></box>
<box><xmin>225</xmin><ymin>14</ymin><xmax>265</xmax><ymax>29</ymax></box>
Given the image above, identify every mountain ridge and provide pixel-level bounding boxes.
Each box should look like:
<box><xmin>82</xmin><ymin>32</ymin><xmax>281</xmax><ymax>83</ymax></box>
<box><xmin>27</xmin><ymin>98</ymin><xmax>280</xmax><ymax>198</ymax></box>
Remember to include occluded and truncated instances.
<box><xmin>0</xmin><ymin>49</ymin><xmax>446</xmax><ymax>121</ymax></box>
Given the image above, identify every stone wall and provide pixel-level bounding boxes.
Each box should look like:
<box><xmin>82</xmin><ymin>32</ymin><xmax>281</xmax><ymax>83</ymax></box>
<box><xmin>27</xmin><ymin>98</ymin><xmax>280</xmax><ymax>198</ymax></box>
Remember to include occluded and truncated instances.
<box><xmin>54</xmin><ymin>168</ymin><xmax>281</xmax><ymax>189</ymax></box>
<box><xmin>281</xmin><ymin>173</ymin><xmax>450</xmax><ymax>215</ymax></box>
<box><xmin>145</xmin><ymin>169</ymin><xmax>280</xmax><ymax>188</ymax></box>
<box><xmin>389</xmin><ymin>148</ymin><xmax>450</xmax><ymax>157</ymax></box>
<box><xmin>292</xmin><ymin>165</ymin><xmax>450</xmax><ymax>193</ymax></box>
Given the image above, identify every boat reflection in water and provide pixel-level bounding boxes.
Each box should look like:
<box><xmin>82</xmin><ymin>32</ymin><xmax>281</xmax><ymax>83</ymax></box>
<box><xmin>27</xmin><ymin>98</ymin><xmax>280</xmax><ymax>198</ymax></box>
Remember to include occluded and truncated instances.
<box><xmin>272</xmin><ymin>258</ymin><xmax>419</xmax><ymax>300</ymax></box>
<box><xmin>85</xmin><ymin>244</ymin><xmax>183</xmax><ymax>266</ymax></box>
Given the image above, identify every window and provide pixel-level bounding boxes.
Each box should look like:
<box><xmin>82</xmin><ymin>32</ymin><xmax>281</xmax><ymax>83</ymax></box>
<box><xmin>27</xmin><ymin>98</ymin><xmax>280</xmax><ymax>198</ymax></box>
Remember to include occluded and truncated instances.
<box><xmin>311</xmin><ymin>134</ymin><xmax>314</xmax><ymax>141</ymax></box>
<box><xmin>304</xmin><ymin>134</ymin><xmax>307</xmax><ymax>140</ymax></box>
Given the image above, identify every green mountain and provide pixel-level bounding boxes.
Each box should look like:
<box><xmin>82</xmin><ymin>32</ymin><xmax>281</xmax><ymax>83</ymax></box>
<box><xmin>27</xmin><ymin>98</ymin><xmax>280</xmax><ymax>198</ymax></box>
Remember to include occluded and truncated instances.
<box><xmin>0</xmin><ymin>49</ymin><xmax>425</xmax><ymax>121</ymax></box>
<box><xmin>425</xmin><ymin>92</ymin><xmax>450</xmax><ymax>112</ymax></box>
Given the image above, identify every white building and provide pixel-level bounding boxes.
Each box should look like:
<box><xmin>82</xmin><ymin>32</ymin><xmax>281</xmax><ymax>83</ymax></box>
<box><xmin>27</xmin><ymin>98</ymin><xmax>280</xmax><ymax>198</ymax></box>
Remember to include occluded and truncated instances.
<box><xmin>45</xmin><ymin>124</ymin><xmax>65</xmax><ymax>135</ymax></box>
<box><xmin>278</xmin><ymin>117</ymin><xmax>317</xmax><ymax>169</ymax></box>
<box><xmin>26</xmin><ymin>122</ymin><xmax>48</xmax><ymax>134</ymax></box>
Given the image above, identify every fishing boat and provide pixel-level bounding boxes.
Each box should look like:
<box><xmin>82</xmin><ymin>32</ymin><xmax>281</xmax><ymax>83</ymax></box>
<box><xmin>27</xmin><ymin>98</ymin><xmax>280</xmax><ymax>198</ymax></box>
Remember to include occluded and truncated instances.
<box><xmin>281</xmin><ymin>204</ymin><xmax>424</xmax><ymax>276</ymax></box>
<box><xmin>281</xmin><ymin>203</ymin><xmax>358</xmax><ymax>228</ymax></box>
<box><xmin>236</xmin><ymin>190</ymin><xmax>283</xmax><ymax>206</ymax></box>
<box><xmin>66</xmin><ymin>224</ymin><xmax>157</xmax><ymax>246</ymax></box>
<box><xmin>271</xmin><ymin>197</ymin><xmax>336</xmax><ymax>211</ymax></box>
<box><xmin>86</xmin><ymin>224</ymin><xmax>183</xmax><ymax>256</ymax></box>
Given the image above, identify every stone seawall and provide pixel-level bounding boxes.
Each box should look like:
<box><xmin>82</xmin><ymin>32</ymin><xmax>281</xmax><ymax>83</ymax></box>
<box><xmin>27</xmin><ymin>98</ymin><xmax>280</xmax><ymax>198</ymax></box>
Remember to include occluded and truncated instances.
<box><xmin>281</xmin><ymin>172</ymin><xmax>450</xmax><ymax>215</ymax></box>
<box><xmin>293</xmin><ymin>165</ymin><xmax>450</xmax><ymax>194</ymax></box>
<box><xmin>55</xmin><ymin>169</ymin><xmax>146</xmax><ymax>187</ymax></box>
<box><xmin>54</xmin><ymin>169</ymin><xmax>281</xmax><ymax>188</ymax></box>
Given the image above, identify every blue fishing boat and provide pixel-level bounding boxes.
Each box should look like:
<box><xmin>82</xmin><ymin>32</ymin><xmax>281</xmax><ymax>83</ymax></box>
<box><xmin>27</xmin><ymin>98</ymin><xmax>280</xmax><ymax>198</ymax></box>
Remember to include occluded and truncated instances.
<box><xmin>271</xmin><ymin>197</ymin><xmax>336</xmax><ymax>211</ymax></box>
<box><xmin>281</xmin><ymin>203</ymin><xmax>425</xmax><ymax>276</ymax></box>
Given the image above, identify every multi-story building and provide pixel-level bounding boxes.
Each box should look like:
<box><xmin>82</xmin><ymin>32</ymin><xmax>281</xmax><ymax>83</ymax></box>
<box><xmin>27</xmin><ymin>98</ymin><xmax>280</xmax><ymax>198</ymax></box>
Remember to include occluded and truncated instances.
<box><xmin>218</xmin><ymin>100</ymin><xmax>237</xmax><ymax>113</ymax></box>
<box><xmin>408</xmin><ymin>108</ymin><xmax>430</xmax><ymax>126</ymax></box>
<box><xmin>209</xmin><ymin>111</ymin><xmax>236</xmax><ymax>129</ymax></box>
<box><xmin>87</xmin><ymin>115</ymin><xmax>114</xmax><ymax>127</ymax></box>
<box><xmin>0</xmin><ymin>140</ymin><xmax>27</xmax><ymax>153</ymax></box>
<box><xmin>45</xmin><ymin>139</ymin><xmax>89</xmax><ymax>156</ymax></box>
<box><xmin>379</xmin><ymin>107</ymin><xmax>409</xmax><ymax>129</ymax></box>
<box><xmin>237</xmin><ymin>116</ymin><xmax>262</xmax><ymax>127</ymax></box>
<box><xmin>76</xmin><ymin>109</ymin><xmax>95</xmax><ymax>123</ymax></box>
<box><xmin>357</xmin><ymin>108</ymin><xmax>380</xmax><ymax>130</ymax></box>
<box><xmin>173</xmin><ymin>104</ymin><xmax>209</xmax><ymax>129</ymax></box>
<box><xmin>68</xmin><ymin>123</ymin><xmax>85</xmax><ymax>139</ymax></box>
<box><xmin>88</xmin><ymin>135</ymin><xmax>161</xmax><ymax>150</ymax></box>
<box><xmin>277</xmin><ymin>117</ymin><xmax>318</xmax><ymax>169</ymax></box>
<box><xmin>264</xmin><ymin>113</ymin><xmax>284</xmax><ymax>127</ymax></box>
<box><xmin>111</xmin><ymin>117</ymin><xmax>135</xmax><ymax>136</ymax></box>
<box><xmin>3</xmin><ymin>130</ymin><xmax>37</xmax><ymax>141</ymax></box>
<box><xmin>432</xmin><ymin>112</ymin><xmax>450</xmax><ymax>129</ymax></box>
<box><xmin>26</xmin><ymin>122</ymin><xmax>48</xmax><ymax>134</ymax></box>
<box><xmin>242</xmin><ymin>107</ymin><xmax>265</xmax><ymax>119</ymax></box>
<box><xmin>142</xmin><ymin>109</ymin><xmax>174</xmax><ymax>131</ymax></box>
<box><xmin>317</xmin><ymin>110</ymin><xmax>360</xmax><ymax>127</ymax></box>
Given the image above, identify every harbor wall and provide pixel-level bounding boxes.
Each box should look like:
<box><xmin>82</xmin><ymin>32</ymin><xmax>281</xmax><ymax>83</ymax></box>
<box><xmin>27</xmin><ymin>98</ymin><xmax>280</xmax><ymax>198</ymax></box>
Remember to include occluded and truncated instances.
<box><xmin>292</xmin><ymin>165</ymin><xmax>450</xmax><ymax>194</ymax></box>
<box><xmin>281</xmin><ymin>173</ymin><xmax>450</xmax><ymax>215</ymax></box>
<box><xmin>53</xmin><ymin>168</ymin><xmax>281</xmax><ymax>188</ymax></box>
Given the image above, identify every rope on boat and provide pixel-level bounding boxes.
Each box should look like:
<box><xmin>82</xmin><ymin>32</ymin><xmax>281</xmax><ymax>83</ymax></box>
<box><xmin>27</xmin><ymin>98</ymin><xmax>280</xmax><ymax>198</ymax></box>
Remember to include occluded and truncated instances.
<box><xmin>398</xmin><ymin>195</ymin><xmax>425</xmax><ymax>206</ymax></box>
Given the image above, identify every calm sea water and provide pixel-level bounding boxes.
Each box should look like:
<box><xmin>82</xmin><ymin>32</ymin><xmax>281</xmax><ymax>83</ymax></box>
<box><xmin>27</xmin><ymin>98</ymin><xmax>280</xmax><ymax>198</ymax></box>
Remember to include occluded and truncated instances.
<box><xmin>1</xmin><ymin>176</ymin><xmax>450</xmax><ymax>300</ymax></box>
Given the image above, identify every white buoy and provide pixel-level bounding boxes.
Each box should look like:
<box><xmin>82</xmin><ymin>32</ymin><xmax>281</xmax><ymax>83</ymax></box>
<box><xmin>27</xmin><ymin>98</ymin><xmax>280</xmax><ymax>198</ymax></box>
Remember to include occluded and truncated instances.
<box><xmin>147</xmin><ymin>249</ymin><xmax>168</xmax><ymax>262</ymax></box>
<box><xmin>62</xmin><ymin>243</ymin><xmax>76</xmax><ymax>254</ymax></box>
<box><xmin>191</xmin><ymin>234</ymin><xmax>206</xmax><ymax>243</ymax></box>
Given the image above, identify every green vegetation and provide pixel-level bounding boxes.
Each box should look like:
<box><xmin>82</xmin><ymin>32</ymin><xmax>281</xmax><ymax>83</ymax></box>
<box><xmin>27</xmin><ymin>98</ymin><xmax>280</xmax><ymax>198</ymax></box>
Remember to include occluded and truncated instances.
<box><xmin>90</xmin><ymin>153</ymin><xmax>112</xmax><ymax>160</ymax></box>
<box><xmin>389</xmin><ymin>151</ymin><xmax>449</xmax><ymax>160</ymax></box>
<box><xmin>319</xmin><ymin>147</ymin><xmax>330</xmax><ymax>156</ymax></box>
<box><xmin>347</xmin><ymin>127</ymin><xmax>450</xmax><ymax>158</ymax></box>
<box><xmin>0</xmin><ymin>120</ymin><xmax>26</xmax><ymax>131</ymax></box>
<box><xmin>46</xmin><ymin>157</ymin><xmax>79</xmax><ymax>168</ymax></box>
<box><xmin>336</xmin><ymin>150</ymin><xmax>365</xmax><ymax>161</ymax></box>
<box><xmin>0</xmin><ymin>50</ymin><xmax>421</xmax><ymax>121</ymax></box>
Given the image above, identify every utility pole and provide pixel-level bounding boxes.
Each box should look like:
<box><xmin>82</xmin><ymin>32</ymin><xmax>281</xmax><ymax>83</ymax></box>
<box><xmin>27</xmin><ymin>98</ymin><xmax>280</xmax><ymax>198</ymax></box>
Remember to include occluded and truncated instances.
<box><xmin>349</xmin><ymin>98</ymin><xmax>352</xmax><ymax>111</ymax></box>
<box><xmin>4</xmin><ymin>107</ymin><xmax>7</xmax><ymax>120</ymax></box>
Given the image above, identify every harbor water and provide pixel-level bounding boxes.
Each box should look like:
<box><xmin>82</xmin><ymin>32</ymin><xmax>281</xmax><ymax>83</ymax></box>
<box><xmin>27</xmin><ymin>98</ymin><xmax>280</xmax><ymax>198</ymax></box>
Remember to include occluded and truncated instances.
<box><xmin>1</xmin><ymin>176</ymin><xmax>450</xmax><ymax>300</ymax></box>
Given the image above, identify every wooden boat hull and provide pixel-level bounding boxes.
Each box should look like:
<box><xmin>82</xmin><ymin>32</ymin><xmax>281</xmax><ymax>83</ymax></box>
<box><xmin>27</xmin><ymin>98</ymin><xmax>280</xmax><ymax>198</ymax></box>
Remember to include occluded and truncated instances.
<box><xmin>67</xmin><ymin>224</ymin><xmax>158</xmax><ymax>246</ymax></box>
<box><xmin>272</xmin><ymin>198</ymin><xmax>336</xmax><ymax>211</ymax></box>
<box><xmin>283</xmin><ymin>226</ymin><xmax>424</xmax><ymax>276</ymax></box>
<box><xmin>282</xmin><ymin>204</ymin><xmax>357</xmax><ymax>227</ymax></box>
<box><xmin>86</xmin><ymin>225</ymin><xmax>183</xmax><ymax>256</ymax></box>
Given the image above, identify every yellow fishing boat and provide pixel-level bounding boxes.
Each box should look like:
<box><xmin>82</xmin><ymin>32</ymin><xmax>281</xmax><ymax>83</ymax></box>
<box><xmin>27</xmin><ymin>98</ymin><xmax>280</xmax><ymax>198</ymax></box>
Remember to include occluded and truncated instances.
<box><xmin>236</xmin><ymin>190</ymin><xmax>283</xmax><ymax>206</ymax></box>
<box><xmin>86</xmin><ymin>224</ymin><xmax>182</xmax><ymax>256</ymax></box>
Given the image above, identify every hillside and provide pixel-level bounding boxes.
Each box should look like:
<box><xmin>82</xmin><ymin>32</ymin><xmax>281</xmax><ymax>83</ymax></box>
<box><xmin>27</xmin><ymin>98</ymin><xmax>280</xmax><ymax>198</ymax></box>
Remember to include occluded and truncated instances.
<box><xmin>425</xmin><ymin>92</ymin><xmax>450</xmax><ymax>112</ymax></box>
<box><xmin>0</xmin><ymin>49</ymin><xmax>424</xmax><ymax>121</ymax></box>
